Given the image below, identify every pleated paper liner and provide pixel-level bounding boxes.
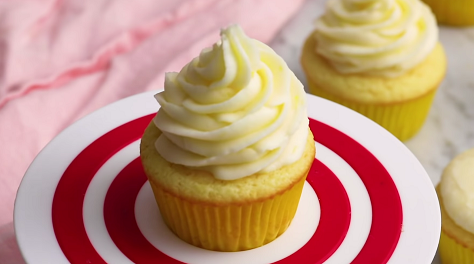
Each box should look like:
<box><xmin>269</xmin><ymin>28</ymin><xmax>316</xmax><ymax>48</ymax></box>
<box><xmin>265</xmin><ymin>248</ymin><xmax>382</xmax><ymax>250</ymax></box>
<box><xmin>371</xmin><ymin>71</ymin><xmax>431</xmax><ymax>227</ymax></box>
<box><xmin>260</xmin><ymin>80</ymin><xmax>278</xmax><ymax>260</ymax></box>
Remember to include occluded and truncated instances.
<box><xmin>437</xmin><ymin>185</ymin><xmax>474</xmax><ymax>264</ymax></box>
<box><xmin>149</xmin><ymin>174</ymin><xmax>307</xmax><ymax>252</ymax></box>
<box><xmin>307</xmin><ymin>81</ymin><xmax>437</xmax><ymax>141</ymax></box>
<box><xmin>439</xmin><ymin>231</ymin><xmax>474</xmax><ymax>264</ymax></box>
<box><xmin>422</xmin><ymin>0</ymin><xmax>474</xmax><ymax>26</ymax></box>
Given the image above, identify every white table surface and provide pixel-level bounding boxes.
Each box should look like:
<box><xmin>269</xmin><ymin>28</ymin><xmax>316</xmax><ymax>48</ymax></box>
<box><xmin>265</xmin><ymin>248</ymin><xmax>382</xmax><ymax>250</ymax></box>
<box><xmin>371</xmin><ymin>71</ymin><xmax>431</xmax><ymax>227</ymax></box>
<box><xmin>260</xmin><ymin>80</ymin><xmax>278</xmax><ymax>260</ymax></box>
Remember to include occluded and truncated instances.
<box><xmin>269</xmin><ymin>1</ymin><xmax>474</xmax><ymax>263</ymax></box>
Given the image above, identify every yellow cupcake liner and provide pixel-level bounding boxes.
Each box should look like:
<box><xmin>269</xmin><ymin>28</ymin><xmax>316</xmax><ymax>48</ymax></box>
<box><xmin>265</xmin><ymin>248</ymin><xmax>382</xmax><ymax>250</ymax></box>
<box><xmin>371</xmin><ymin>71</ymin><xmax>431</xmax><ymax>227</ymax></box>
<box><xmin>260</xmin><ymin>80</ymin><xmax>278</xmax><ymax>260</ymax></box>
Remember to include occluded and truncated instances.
<box><xmin>422</xmin><ymin>0</ymin><xmax>474</xmax><ymax>26</ymax></box>
<box><xmin>439</xmin><ymin>230</ymin><xmax>474</xmax><ymax>264</ymax></box>
<box><xmin>149</xmin><ymin>175</ymin><xmax>307</xmax><ymax>252</ymax></box>
<box><xmin>307</xmin><ymin>80</ymin><xmax>437</xmax><ymax>141</ymax></box>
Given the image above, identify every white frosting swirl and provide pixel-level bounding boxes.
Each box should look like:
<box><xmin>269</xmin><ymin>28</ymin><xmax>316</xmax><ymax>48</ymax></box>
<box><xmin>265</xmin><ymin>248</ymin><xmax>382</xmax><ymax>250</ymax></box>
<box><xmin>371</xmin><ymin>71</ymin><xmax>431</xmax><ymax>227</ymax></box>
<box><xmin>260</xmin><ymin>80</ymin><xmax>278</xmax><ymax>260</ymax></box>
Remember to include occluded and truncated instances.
<box><xmin>153</xmin><ymin>25</ymin><xmax>309</xmax><ymax>181</ymax></box>
<box><xmin>441</xmin><ymin>148</ymin><xmax>474</xmax><ymax>234</ymax></box>
<box><xmin>314</xmin><ymin>0</ymin><xmax>438</xmax><ymax>77</ymax></box>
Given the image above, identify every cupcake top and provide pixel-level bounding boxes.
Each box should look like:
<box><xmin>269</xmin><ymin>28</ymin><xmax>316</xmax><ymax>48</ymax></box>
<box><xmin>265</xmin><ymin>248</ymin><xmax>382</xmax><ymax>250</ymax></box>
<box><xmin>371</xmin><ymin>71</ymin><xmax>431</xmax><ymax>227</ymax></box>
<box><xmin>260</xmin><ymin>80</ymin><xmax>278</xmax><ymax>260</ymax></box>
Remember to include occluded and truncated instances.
<box><xmin>314</xmin><ymin>0</ymin><xmax>438</xmax><ymax>77</ymax></box>
<box><xmin>440</xmin><ymin>148</ymin><xmax>474</xmax><ymax>234</ymax></box>
<box><xmin>153</xmin><ymin>25</ymin><xmax>309</xmax><ymax>181</ymax></box>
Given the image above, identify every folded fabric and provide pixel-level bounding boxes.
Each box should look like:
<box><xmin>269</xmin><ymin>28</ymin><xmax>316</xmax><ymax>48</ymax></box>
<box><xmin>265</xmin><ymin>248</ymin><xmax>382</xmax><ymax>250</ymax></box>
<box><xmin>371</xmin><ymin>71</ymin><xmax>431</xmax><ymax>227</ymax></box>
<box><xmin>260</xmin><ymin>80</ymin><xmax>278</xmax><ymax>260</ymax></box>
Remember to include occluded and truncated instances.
<box><xmin>0</xmin><ymin>0</ymin><xmax>305</xmax><ymax>262</ymax></box>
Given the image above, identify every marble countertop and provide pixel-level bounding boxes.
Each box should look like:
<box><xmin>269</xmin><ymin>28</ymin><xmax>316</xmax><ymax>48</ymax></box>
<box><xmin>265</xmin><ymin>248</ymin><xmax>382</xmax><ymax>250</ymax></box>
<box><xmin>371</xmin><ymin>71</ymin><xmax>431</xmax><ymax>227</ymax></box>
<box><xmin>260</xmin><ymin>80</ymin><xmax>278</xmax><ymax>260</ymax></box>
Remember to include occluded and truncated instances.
<box><xmin>270</xmin><ymin>1</ymin><xmax>474</xmax><ymax>263</ymax></box>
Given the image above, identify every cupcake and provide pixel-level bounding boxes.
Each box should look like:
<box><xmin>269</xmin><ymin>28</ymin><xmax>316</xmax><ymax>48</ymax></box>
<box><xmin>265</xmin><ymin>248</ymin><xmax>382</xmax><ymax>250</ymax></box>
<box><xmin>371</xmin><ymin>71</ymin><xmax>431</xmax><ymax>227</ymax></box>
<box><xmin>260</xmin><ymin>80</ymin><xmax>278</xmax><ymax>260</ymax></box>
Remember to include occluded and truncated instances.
<box><xmin>140</xmin><ymin>25</ymin><xmax>315</xmax><ymax>252</ymax></box>
<box><xmin>301</xmin><ymin>0</ymin><xmax>447</xmax><ymax>141</ymax></box>
<box><xmin>422</xmin><ymin>0</ymin><xmax>474</xmax><ymax>26</ymax></box>
<box><xmin>438</xmin><ymin>148</ymin><xmax>474</xmax><ymax>263</ymax></box>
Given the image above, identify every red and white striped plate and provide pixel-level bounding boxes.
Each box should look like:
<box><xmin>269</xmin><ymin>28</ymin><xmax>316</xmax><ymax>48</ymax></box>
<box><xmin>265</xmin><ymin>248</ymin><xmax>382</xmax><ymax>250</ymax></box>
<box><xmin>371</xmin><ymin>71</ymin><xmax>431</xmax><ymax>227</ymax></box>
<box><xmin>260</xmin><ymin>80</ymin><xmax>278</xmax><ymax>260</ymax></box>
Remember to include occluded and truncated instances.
<box><xmin>14</xmin><ymin>92</ymin><xmax>440</xmax><ymax>264</ymax></box>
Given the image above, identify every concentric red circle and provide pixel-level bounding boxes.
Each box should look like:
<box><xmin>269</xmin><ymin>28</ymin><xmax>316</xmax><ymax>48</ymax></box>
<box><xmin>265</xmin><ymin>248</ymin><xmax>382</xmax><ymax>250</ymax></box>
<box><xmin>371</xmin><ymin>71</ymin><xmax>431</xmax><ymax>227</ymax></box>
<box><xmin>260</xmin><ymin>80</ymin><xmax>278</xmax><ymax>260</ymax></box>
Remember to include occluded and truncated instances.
<box><xmin>51</xmin><ymin>115</ymin><xmax>402</xmax><ymax>264</ymax></box>
<box><xmin>104</xmin><ymin>158</ymin><xmax>180</xmax><ymax>263</ymax></box>
<box><xmin>52</xmin><ymin>114</ymin><xmax>154</xmax><ymax>264</ymax></box>
<box><xmin>309</xmin><ymin>120</ymin><xmax>403</xmax><ymax>264</ymax></box>
<box><xmin>103</xmin><ymin>157</ymin><xmax>350</xmax><ymax>264</ymax></box>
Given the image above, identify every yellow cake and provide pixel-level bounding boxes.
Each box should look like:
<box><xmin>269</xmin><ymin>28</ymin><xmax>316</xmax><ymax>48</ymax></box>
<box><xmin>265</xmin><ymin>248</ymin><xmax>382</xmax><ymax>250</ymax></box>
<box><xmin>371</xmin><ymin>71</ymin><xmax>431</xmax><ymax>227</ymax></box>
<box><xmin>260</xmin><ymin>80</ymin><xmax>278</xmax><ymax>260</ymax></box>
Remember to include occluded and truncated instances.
<box><xmin>422</xmin><ymin>0</ymin><xmax>474</xmax><ymax>26</ymax></box>
<box><xmin>437</xmin><ymin>148</ymin><xmax>474</xmax><ymax>263</ymax></box>
<box><xmin>140</xmin><ymin>25</ymin><xmax>315</xmax><ymax>252</ymax></box>
<box><xmin>301</xmin><ymin>0</ymin><xmax>447</xmax><ymax>141</ymax></box>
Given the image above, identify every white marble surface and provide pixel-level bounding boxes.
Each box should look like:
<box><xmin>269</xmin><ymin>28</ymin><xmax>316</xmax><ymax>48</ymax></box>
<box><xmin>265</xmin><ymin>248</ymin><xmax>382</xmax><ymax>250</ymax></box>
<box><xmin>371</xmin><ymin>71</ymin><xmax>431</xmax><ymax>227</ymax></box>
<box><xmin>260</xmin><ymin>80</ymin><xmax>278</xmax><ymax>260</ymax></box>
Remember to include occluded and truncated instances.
<box><xmin>269</xmin><ymin>1</ymin><xmax>474</xmax><ymax>263</ymax></box>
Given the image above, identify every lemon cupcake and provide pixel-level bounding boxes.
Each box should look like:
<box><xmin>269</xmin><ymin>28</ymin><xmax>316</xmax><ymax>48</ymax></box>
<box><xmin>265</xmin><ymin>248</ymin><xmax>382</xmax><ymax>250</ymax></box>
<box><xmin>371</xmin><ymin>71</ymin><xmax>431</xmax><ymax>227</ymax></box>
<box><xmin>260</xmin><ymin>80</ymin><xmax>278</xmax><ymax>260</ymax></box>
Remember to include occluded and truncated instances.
<box><xmin>301</xmin><ymin>0</ymin><xmax>447</xmax><ymax>141</ymax></box>
<box><xmin>140</xmin><ymin>25</ymin><xmax>315</xmax><ymax>252</ymax></box>
<box><xmin>422</xmin><ymin>0</ymin><xmax>474</xmax><ymax>26</ymax></box>
<box><xmin>437</xmin><ymin>148</ymin><xmax>474</xmax><ymax>263</ymax></box>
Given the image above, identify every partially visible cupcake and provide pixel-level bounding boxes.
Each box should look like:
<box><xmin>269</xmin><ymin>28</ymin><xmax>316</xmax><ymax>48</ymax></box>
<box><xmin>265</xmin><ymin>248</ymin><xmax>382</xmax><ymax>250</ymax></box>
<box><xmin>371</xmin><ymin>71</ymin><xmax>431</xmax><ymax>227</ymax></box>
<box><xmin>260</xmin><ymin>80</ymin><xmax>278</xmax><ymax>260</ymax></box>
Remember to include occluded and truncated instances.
<box><xmin>301</xmin><ymin>0</ymin><xmax>447</xmax><ymax>141</ymax></box>
<box><xmin>438</xmin><ymin>148</ymin><xmax>474</xmax><ymax>263</ymax></box>
<box><xmin>141</xmin><ymin>25</ymin><xmax>315</xmax><ymax>252</ymax></box>
<box><xmin>422</xmin><ymin>0</ymin><xmax>474</xmax><ymax>26</ymax></box>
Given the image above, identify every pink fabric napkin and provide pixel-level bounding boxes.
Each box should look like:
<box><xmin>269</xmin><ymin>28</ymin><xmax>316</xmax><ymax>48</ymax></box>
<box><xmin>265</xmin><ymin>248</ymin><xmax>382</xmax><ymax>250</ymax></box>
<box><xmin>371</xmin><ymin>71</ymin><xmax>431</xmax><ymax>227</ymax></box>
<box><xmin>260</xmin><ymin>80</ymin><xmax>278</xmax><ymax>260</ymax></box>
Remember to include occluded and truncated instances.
<box><xmin>0</xmin><ymin>0</ymin><xmax>305</xmax><ymax>262</ymax></box>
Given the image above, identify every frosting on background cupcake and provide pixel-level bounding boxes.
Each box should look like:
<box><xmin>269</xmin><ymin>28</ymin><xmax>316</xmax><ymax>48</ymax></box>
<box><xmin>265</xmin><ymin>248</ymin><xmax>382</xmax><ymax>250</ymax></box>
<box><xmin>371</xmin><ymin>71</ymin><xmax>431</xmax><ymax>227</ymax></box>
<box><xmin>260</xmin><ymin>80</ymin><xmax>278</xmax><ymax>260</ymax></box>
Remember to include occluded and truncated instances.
<box><xmin>153</xmin><ymin>25</ymin><xmax>308</xmax><ymax>180</ymax></box>
<box><xmin>440</xmin><ymin>148</ymin><xmax>474</xmax><ymax>234</ymax></box>
<box><xmin>314</xmin><ymin>0</ymin><xmax>438</xmax><ymax>77</ymax></box>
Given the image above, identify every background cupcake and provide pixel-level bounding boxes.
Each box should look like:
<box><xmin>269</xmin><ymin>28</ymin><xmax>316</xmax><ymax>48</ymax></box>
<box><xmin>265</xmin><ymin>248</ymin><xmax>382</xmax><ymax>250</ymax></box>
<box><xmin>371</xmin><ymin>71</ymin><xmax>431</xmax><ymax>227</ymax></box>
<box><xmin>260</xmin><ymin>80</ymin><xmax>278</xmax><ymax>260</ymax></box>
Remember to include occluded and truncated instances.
<box><xmin>438</xmin><ymin>148</ymin><xmax>474</xmax><ymax>263</ymax></box>
<box><xmin>141</xmin><ymin>25</ymin><xmax>315</xmax><ymax>252</ymax></box>
<box><xmin>301</xmin><ymin>0</ymin><xmax>447</xmax><ymax>141</ymax></box>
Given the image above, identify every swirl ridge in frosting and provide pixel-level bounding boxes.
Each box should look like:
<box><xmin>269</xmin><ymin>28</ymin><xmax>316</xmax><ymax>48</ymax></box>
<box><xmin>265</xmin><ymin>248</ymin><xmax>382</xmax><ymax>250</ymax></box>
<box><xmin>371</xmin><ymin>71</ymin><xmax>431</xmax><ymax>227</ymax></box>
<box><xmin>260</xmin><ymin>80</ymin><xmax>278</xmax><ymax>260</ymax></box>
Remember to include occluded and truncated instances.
<box><xmin>314</xmin><ymin>0</ymin><xmax>438</xmax><ymax>77</ymax></box>
<box><xmin>153</xmin><ymin>25</ymin><xmax>309</xmax><ymax>180</ymax></box>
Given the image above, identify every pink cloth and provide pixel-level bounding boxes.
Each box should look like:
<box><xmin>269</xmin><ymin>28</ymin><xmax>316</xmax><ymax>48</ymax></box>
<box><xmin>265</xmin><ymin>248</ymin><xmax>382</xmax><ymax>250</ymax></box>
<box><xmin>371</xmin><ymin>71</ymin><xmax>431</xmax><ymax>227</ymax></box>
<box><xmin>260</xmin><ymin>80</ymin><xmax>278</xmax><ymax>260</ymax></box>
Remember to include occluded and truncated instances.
<box><xmin>0</xmin><ymin>0</ymin><xmax>305</xmax><ymax>262</ymax></box>
<box><xmin>0</xmin><ymin>223</ymin><xmax>23</xmax><ymax>264</ymax></box>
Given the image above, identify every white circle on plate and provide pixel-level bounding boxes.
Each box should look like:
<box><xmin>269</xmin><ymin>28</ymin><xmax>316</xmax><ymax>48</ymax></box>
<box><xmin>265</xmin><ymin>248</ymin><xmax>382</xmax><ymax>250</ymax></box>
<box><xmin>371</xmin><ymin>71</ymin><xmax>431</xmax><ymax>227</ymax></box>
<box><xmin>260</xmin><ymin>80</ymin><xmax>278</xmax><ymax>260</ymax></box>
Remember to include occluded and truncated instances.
<box><xmin>81</xmin><ymin>139</ymin><xmax>372</xmax><ymax>264</ymax></box>
<box><xmin>315</xmin><ymin>142</ymin><xmax>372</xmax><ymax>264</ymax></box>
<box><xmin>135</xmin><ymin>181</ymin><xmax>319</xmax><ymax>264</ymax></box>
<box><xmin>83</xmin><ymin>140</ymin><xmax>141</xmax><ymax>264</ymax></box>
